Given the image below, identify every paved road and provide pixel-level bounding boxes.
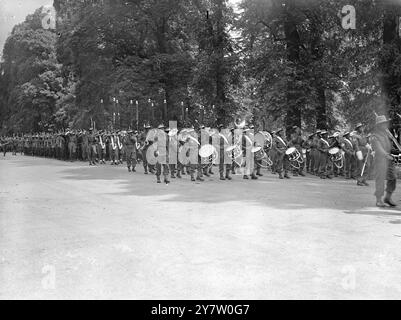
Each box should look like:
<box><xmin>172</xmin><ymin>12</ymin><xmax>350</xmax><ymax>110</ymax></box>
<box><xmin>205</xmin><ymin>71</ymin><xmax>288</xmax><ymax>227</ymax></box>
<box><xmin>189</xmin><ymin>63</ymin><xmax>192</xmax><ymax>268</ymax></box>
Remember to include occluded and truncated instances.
<box><xmin>1</xmin><ymin>155</ymin><xmax>401</xmax><ymax>299</ymax></box>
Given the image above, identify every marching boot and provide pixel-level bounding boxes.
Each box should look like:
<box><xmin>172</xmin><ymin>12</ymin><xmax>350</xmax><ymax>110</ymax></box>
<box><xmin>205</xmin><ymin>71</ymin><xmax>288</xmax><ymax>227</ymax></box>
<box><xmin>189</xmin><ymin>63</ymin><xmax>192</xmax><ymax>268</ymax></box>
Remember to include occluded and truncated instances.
<box><xmin>128</xmin><ymin>166</ymin><xmax>131</xmax><ymax>172</ymax></box>
<box><xmin>376</xmin><ymin>197</ymin><xmax>386</xmax><ymax>208</ymax></box>
<box><xmin>362</xmin><ymin>180</ymin><xmax>369</xmax><ymax>186</ymax></box>
<box><xmin>157</xmin><ymin>176</ymin><xmax>161</xmax><ymax>184</ymax></box>
<box><xmin>284</xmin><ymin>172</ymin><xmax>290</xmax><ymax>179</ymax></box>
<box><xmin>225</xmin><ymin>173</ymin><xmax>232</xmax><ymax>181</ymax></box>
<box><xmin>220</xmin><ymin>174</ymin><xmax>226</xmax><ymax>181</ymax></box>
<box><xmin>191</xmin><ymin>174</ymin><xmax>196</xmax><ymax>182</ymax></box>
<box><xmin>144</xmin><ymin>168</ymin><xmax>148</xmax><ymax>174</ymax></box>
<box><xmin>279</xmin><ymin>173</ymin><xmax>284</xmax><ymax>179</ymax></box>
<box><xmin>164</xmin><ymin>177</ymin><xmax>170</xmax><ymax>185</ymax></box>
<box><xmin>177</xmin><ymin>171</ymin><xmax>182</xmax><ymax>179</ymax></box>
<box><xmin>132</xmin><ymin>167</ymin><xmax>136</xmax><ymax>173</ymax></box>
<box><xmin>384</xmin><ymin>193</ymin><xmax>397</xmax><ymax>207</ymax></box>
<box><xmin>299</xmin><ymin>171</ymin><xmax>305</xmax><ymax>177</ymax></box>
<box><xmin>197</xmin><ymin>174</ymin><xmax>205</xmax><ymax>182</ymax></box>
<box><xmin>209</xmin><ymin>168</ymin><xmax>214</xmax><ymax>175</ymax></box>
<box><xmin>171</xmin><ymin>172</ymin><xmax>176</xmax><ymax>179</ymax></box>
<box><xmin>243</xmin><ymin>175</ymin><xmax>249</xmax><ymax>180</ymax></box>
<box><xmin>251</xmin><ymin>173</ymin><xmax>258</xmax><ymax>180</ymax></box>
<box><xmin>256</xmin><ymin>168</ymin><xmax>263</xmax><ymax>177</ymax></box>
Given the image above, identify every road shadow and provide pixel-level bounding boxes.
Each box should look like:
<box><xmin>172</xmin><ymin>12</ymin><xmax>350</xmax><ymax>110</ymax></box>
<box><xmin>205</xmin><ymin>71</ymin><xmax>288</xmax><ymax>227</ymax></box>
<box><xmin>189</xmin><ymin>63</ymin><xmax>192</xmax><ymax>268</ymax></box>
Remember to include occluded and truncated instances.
<box><xmin>345</xmin><ymin>207</ymin><xmax>401</xmax><ymax>217</ymax></box>
<box><xmin>59</xmin><ymin>164</ymin><xmax>388</xmax><ymax>214</ymax></box>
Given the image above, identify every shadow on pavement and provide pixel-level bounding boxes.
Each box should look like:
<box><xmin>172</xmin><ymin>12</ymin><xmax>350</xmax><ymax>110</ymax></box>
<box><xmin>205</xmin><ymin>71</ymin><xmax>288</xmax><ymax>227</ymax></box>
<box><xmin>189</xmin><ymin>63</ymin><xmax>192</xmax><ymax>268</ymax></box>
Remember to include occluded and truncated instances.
<box><xmin>58</xmin><ymin>164</ymin><xmax>388</xmax><ymax>214</ymax></box>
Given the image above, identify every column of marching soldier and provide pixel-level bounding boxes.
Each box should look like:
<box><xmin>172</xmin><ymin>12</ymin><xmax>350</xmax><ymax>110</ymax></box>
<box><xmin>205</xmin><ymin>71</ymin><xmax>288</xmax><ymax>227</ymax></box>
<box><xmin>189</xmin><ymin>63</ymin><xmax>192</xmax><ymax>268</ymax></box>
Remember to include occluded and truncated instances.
<box><xmin>0</xmin><ymin>122</ymin><xmax>378</xmax><ymax>187</ymax></box>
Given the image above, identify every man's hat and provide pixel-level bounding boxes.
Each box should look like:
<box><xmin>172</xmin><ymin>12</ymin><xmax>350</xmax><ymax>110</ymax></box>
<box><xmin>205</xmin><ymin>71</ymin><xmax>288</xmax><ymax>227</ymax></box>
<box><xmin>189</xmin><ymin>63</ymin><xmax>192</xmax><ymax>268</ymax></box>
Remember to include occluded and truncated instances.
<box><xmin>375</xmin><ymin>115</ymin><xmax>391</xmax><ymax>126</ymax></box>
<box><xmin>249</xmin><ymin>124</ymin><xmax>255</xmax><ymax>130</ymax></box>
<box><xmin>355</xmin><ymin>123</ymin><xmax>364</xmax><ymax>129</ymax></box>
<box><xmin>144</xmin><ymin>123</ymin><xmax>151</xmax><ymax>129</ymax></box>
<box><xmin>157</xmin><ymin>124</ymin><xmax>165</xmax><ymax>129</ymax></box>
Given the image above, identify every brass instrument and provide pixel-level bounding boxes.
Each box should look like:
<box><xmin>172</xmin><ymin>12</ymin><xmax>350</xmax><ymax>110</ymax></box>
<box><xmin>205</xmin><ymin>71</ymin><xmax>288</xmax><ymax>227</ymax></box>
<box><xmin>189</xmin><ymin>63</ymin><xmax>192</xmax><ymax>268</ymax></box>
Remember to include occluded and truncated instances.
<box><xmin>225</xmin><ymin>136</ymin><xmax>244</xmax><ymax>167</ymax></box>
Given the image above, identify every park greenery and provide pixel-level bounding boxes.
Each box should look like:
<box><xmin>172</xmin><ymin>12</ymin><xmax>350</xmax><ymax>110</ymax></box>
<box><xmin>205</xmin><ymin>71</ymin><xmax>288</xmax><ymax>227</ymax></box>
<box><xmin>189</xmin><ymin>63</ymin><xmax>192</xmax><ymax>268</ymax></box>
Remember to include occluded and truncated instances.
<box><xmin>1</xmin><ymin>0</ymin><xmax>401</xmax><ymax>135</ymax></box>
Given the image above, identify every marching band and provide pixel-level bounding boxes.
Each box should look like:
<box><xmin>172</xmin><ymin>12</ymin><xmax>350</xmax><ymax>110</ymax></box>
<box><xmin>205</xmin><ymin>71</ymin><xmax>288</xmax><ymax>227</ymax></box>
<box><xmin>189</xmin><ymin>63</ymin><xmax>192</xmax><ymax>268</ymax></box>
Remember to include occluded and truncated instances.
<box><xmin>1</xmin><ymin>116</ymin><xmax>400</xmax><ymax>207</ymax></box>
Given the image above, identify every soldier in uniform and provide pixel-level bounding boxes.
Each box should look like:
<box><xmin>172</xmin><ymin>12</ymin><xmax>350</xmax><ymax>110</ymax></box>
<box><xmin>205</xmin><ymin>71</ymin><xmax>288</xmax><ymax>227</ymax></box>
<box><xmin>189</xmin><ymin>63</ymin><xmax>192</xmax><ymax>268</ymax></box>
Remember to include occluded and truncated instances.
<box><xmin>217</xmin><ymin>124</ymin><xmax>233</xmax><ymax>181</ymax></box>
<box><xmin>251</xmin><ymin>125</ymin><xmax>264</xmax><ymax>177</ymax></box>
<box><xmin>242</xmin><ymin>126</ymin><xmax>257</xmax><ymax>180</ymax></box>
<box><xmin>371</xmin><ymin>115</ymin><xmax>397</xmax><ymax>207</ymax></box>
<box><xmin>167</xmin><ymin>128</ymin><xmax>179</xmax><ymax>179</ymax></box>
<box><xmin>97</xmin><ymin>131</ymin><xmax>107</xmax><ymax>164</ymax></box>
<box><xmin>140</xmin><ymin>124</ymin><xmax>155</xmax><ymax>174</ymax></box>
<box><xmin>154</xmin><ymin>124</ymin><xmax>170</xmax><ymax>184</ymax></box>
<box><xmin>81</xmin><ymin>130</ymin><xmax>89</xmax><ymax>162</ymax></box>
<box><xmin>88</xmin><ymin>128</ymin><xmax>97</xmax><ymax>166</ymax></box>
<box><xmin>305</xmin><ymin>133</ymin><xmax>315</xmax><ymax>174</ymax></box>
<box><xmin>312</xmin><ymin>130</ymin><xmax>321</xmax><ymax>175</ymax></box>
<box><xmin>0</xmin><ymin>136</ymin><xmax>8</xmax><ymax>156</ymax></box>
<box><xmin>290</xmin><ymin>126</ymin><xmax>305</xmax><ymax>176</ymax></box>
<box><xmin>272</xmin><ymin>128</ymin><xmax>290</xmax><ymax>179</ymax></box>
<box><xmin>353</xmin><ymin>123</ymin><xmax>370</xmax><ymax>186</ymax></box>
<box><xmin>67</xmin><ymin>130</ymin><xmax>77</xmax><ymax>161</ymax></box>
<box><xmin>317</xmin><ymin>130</ymin><xmax>331</xmax><ymax>179</ymax></box>
<box><xmin>124</xmin><ymin>129</ymin><xmax>138</xmax><ymax>173</ymax></box>
<box><xmin>341</xmin><ymin>131</ymin><xmax>355</xmax><ymax>179</ymax></box>
<box><xmin>328</xmin><ymin>131</ymin><xmax>341</xmax><ymax>177</ymax></box>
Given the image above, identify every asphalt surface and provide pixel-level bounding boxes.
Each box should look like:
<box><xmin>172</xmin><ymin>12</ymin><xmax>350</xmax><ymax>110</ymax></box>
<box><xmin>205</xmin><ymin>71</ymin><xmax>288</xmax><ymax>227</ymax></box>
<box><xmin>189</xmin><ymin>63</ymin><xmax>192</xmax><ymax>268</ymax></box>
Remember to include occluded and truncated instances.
<box><xmin>1</xmin><ymin>154</ymin><xmax>401</xmax><ymax>299</ymax></box>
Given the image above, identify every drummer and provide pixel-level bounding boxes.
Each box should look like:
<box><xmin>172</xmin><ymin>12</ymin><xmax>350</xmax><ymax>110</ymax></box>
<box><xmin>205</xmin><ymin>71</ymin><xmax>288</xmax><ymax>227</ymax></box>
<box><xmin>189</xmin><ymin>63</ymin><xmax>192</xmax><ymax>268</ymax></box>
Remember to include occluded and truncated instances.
<box><xmin>328</xmin><ymin>131</ymin><xmax>341</xmax><ymax>178</ymax></box>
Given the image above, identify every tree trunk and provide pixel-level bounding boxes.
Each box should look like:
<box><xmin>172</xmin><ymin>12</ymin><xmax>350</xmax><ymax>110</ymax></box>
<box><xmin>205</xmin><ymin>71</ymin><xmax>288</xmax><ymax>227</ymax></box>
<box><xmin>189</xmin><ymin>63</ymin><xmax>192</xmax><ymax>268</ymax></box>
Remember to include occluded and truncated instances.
<box><xmin>283</xmin><ymin>1</ymin><xmax>302</xmax><ymax>136</ymax></box>
<box><xmin>381</xmin><ymin>6</ymin><xmax>401</xmax><ymax>121</ymax></box>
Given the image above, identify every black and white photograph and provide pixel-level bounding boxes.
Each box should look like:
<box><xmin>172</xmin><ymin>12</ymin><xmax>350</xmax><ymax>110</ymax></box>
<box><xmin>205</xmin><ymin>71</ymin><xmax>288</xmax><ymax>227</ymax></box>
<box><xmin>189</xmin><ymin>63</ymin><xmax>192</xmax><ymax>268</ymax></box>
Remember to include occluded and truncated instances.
<box><xmin>1</xmin><ymin>0</ymin><xmax>401</xmax><ymax>302</ymax></box>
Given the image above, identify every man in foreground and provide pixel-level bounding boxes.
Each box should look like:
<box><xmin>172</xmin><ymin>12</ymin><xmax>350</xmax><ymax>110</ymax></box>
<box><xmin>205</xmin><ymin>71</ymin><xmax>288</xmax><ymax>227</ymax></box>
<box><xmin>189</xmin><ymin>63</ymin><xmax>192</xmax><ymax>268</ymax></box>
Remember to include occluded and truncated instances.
<box><xmin>371</xmin><ymin>115</ymin><xmax>397</xmax><ymax>208</ymax></box>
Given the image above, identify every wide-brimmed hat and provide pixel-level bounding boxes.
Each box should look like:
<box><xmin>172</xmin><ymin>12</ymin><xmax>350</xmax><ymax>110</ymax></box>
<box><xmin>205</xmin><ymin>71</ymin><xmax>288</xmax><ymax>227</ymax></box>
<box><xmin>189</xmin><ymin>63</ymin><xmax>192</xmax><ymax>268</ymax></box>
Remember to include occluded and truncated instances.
<box><xmin>375</xmin><ymin>115</ymin><xmax>391</xmax><ymax>126</ymax></box>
